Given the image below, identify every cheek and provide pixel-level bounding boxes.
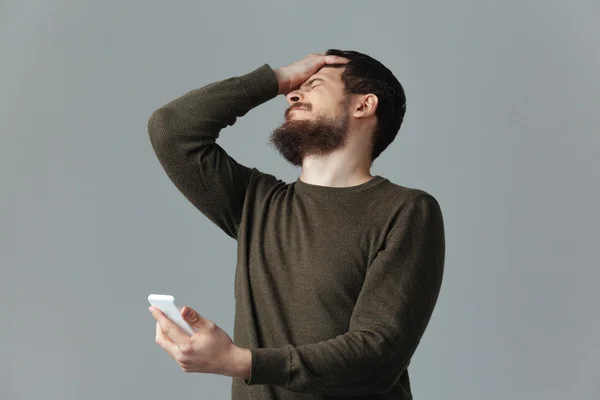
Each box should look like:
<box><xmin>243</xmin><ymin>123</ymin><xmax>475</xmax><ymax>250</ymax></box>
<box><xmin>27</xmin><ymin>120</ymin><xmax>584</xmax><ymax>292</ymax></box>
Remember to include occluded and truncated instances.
<box><xmin>310</xmin><ymin>97</ymin><xmax>331</xmax><ymax>116</ymax></box>
<box><xmin>321</xmin><ymin>92</ymin><xmax>343</xmax><ymax>113</ymax></box>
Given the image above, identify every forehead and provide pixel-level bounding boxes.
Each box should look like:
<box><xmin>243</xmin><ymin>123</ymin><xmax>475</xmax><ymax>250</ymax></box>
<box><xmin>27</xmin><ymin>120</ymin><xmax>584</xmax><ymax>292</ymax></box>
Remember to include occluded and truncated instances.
<box><xmin>311</xmin><ymin>66</ymin><xmax>344</xmax><ymax>82</ymax></box>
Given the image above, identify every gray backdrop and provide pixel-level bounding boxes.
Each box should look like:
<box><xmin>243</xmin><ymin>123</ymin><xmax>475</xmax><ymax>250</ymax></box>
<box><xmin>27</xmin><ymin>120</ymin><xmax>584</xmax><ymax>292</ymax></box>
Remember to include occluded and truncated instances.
<box><xmin>2</xmin><ymin>0</ymin><xmax>599</xmax><ymax>399</ymax></box>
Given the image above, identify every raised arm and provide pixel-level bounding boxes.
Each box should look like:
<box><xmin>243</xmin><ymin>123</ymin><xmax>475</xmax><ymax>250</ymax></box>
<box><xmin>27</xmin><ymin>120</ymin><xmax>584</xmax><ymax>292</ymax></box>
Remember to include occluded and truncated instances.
<box><xmin>147</xmin><ymin>54</ymin><xmax>351</xmax><ymax>239</ymax></box>
<box><xmin>147</xmin><ymin>64</ymin><xmax>279</xmax><ymax>239</ymax></box>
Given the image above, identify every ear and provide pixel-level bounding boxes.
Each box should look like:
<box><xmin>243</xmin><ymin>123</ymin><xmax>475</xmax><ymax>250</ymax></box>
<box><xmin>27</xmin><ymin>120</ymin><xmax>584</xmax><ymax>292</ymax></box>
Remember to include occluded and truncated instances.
<box><xmin>352</xmin><ymin>94</ymin><xmax>378</xmax><ymax>119</ymax></box>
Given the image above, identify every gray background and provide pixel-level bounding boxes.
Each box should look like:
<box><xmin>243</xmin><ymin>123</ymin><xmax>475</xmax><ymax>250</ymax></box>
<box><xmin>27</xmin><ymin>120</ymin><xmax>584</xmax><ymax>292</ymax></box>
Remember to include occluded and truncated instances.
<box><xmin>2</xmin><ymin>0</ymin><xmax>599</xmax><ymax>399</ymax></box>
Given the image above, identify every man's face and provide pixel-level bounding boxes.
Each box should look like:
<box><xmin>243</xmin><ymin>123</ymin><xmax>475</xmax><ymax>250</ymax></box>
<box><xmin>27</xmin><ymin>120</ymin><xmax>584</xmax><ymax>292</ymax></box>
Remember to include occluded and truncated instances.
<box><xmin>269</xmin><ymin>67</ymin><xmax>351</xmax><ymax>166</ymax></box>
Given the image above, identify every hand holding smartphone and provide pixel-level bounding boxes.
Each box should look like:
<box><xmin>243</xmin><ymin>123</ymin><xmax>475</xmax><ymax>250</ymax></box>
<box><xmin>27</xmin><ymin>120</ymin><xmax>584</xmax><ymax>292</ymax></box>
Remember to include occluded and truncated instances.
<box><xmin>148</xmin><ymin>294</ymin><xmax>196</xmax><ymax>336</ymax></box>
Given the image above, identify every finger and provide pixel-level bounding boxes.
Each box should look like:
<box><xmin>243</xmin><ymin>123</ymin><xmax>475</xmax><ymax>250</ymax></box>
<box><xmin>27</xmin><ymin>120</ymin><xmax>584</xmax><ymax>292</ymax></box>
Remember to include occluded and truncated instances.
<box><xmin>181</xmin><ymin>306</ymin><xmax>207</xmax><ymax>329</ymax></box>
<box><xmin>149</xmin><ymin>306</ymin><xmax>190</xmax><ymax>347</ymax></box>
<box><xmin>155</xmin><ymin>321</ymin><xmax>179</xmax><ymax>357</ymax></box>
<box><xmin>325</xmin><ymin>55</ymin><xmax>350</xmax><ymax>64</ymax></box>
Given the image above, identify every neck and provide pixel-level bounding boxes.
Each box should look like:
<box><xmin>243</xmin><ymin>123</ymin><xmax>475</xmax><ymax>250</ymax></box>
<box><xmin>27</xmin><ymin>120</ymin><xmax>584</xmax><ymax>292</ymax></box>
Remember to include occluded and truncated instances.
<box><xmin>300</xmin><ymin>148</ymin><xmax>373</xmax><ymax>188</ymax></box>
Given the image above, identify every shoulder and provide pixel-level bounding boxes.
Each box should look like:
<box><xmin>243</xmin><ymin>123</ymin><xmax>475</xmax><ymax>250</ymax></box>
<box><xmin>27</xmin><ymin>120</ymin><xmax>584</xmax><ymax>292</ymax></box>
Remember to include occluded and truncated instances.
<box><xmin>375</xmin><ymin>180</ymin><xmax>445</xmax><ymax>251</ymax></box>
<box><xmin>246</xmin><ymin>167</ymin><xmax>293</xmax><ymax>201</ymax></box>
<box><xmin>375</xmin><ymin>176</ymin><xmax>442</xmax><ymax>212</ymax></box>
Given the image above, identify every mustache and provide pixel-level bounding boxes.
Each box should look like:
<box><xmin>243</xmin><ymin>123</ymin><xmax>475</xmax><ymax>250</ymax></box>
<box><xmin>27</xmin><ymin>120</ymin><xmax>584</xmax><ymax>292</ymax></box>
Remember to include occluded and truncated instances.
<box><xmin>285</xmin><ymin>103</ymin><xmax>311</xmax><ymax>117</ymax></box>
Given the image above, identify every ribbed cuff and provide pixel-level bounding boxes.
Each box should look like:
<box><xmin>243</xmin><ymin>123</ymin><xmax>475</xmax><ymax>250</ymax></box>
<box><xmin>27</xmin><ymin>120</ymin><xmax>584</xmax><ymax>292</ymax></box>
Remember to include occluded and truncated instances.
<box><xmin>244</xmin><ymin>346</ymin><xmax>291</xmax><ymax>387</ymax></box>
<box><xmin>238</xmin><ymin>63</ymin><xmax>280</xmax><ymax>108</ymax></box>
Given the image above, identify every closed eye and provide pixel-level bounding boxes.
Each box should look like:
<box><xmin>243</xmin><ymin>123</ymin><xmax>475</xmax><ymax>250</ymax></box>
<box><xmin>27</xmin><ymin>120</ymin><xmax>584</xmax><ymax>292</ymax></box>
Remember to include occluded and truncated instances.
<box><xmin>301</xmin><ymin>78</ymin><xmax>325</xmax><ymax>91</ymax></box>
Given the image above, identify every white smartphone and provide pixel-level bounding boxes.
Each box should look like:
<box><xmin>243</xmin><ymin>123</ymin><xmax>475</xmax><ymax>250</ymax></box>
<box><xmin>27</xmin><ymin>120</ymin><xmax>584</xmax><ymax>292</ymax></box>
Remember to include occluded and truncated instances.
<box><xmin>148</xmin><ymin>294</ymin><xmax>197</xmax><ymax>336</ymax></box>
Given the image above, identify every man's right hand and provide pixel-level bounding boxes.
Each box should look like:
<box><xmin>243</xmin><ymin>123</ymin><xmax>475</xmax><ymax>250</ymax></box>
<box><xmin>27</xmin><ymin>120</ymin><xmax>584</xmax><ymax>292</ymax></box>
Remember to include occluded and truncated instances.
<box><xmin>273</xmin><ymin>53</ymin><xmax>350</xmax><ymax>96</ymax></box>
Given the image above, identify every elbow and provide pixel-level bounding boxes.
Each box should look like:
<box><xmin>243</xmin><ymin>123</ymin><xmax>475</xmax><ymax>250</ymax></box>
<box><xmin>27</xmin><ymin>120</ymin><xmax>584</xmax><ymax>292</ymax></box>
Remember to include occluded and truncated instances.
<box><xmin>146</xmin><ymin>107</ymin><xmax>184</xmax><ymax>159</ymax></box>
<box><xmin>352</xmin><ymin>369</ymin><xmax>403</xmax><ymax>396</ymax></box>
<box><xmin>356</xmin><ymin>354</ymin><xmax>410</xmax><ymax>395</ymax></box>
<box><xmin>373</xmin><ymin>355</ymin><xmax>413</xmax><ymax>395</ymax></box>
<box><xmin>370</xmin><ymin>373</ymin><xmax>402</xmax><ymax>395</ymax></box>
<box><xmin>332</xmin><ymin>372</ymin><xmax>400</xmax><ymax>397</ymax></box>
<box><xmin>147</xmin><ymin>107</ymin><xmax>173</xmax><ymax>144</ymax></box>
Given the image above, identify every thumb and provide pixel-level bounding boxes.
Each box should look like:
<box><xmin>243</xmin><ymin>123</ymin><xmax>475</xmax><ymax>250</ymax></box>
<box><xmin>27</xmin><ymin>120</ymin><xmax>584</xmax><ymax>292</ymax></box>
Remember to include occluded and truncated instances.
<box><xmin>181</xmin><ymin>306</ymin><xmax>202</xmax><ymax>326</ymax></box>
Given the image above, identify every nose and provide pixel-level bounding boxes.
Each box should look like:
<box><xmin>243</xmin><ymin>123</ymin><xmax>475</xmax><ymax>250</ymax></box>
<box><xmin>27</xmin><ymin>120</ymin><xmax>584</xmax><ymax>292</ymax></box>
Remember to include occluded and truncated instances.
<box><xmin>286</xmin><ymin>89</ymin><xmax>304</xmax><ymax>105</ymax></box>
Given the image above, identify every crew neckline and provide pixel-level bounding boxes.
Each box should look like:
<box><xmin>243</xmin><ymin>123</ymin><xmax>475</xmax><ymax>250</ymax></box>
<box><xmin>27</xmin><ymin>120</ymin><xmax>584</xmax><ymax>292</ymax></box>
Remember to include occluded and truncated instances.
<box><xmin>293</xmin><ymin>175</ymin><xmax>388</xmax><ymax>195</ymax></box>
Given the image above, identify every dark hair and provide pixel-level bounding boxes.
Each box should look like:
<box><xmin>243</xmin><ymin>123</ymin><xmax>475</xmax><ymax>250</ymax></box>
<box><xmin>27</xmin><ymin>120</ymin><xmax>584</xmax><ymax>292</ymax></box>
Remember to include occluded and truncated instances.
<box><xmin>324</xmin><ymin>49</ymin><xmax>406</xmax><ymax>163</ymax></box>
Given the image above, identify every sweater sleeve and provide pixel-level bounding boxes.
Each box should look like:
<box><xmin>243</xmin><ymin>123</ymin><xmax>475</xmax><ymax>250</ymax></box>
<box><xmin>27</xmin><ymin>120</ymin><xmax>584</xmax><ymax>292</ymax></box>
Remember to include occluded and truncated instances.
<box><xmin>244</xmin><ymin>194</ymin><xmax>446</xmax><ymax>396</ymax></box>
<box><xmin>147</xmin><ymin>64</ymin><xmax>279</xmax><ymax>239</ymax></box>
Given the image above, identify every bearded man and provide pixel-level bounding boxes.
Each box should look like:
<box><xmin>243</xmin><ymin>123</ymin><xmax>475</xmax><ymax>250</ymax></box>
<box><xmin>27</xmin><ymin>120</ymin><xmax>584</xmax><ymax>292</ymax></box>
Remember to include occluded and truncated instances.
<box><xmin>147</xmin><ymin>50</ymin><xmax>446</xmax><ymax>400</ymax></box>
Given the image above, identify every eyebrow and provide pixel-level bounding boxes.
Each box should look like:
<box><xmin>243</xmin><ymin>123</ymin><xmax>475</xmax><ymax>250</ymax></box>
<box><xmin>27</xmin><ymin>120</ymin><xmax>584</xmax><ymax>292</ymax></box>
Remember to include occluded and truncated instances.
<box><xmin>300</xmin><ymin>77</ymin><xmax>325</xmax><ymax>90</ymax></box>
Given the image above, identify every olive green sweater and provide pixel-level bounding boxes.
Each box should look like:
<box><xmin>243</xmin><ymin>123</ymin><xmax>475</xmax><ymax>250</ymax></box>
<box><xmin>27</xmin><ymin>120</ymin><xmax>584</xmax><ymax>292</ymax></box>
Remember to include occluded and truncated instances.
<box><xmin>147</xmin><ymin>64</ymin><xmax>445</xmax><ymax>399</ymax></box>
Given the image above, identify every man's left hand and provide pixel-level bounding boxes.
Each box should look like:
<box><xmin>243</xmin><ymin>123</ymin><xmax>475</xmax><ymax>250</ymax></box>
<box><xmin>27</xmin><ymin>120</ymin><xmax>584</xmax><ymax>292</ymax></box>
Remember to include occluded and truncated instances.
<box><xmin>149</xmin><ymin>305</ymin><xmax>251</xmax><ymax>379</ymax></box>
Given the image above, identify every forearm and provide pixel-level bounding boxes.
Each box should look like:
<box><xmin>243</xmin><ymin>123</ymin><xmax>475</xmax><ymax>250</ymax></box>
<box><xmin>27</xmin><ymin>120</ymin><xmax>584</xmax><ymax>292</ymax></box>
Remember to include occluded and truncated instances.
<box><xmin>245</xmin><ymin>332</ymin><xmax>413</xmax><ymax>396</ymax></box>
<box><xmin>148</xmin><ymin>64</ymin><xmax>279</xmax><ymax>143</ymax></box>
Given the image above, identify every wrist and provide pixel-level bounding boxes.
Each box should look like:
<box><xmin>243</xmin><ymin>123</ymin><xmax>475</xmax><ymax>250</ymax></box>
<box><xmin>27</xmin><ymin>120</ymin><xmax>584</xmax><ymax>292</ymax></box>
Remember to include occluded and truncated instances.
<box><xmin>228</xmin><ymin>345</ymin><xmax>252</xmax><ymax>380</ymax></box>
<box><xmin>272</xmin><ymin>68</ymin><xmax>289</xmax><ymax>95</ymax></box>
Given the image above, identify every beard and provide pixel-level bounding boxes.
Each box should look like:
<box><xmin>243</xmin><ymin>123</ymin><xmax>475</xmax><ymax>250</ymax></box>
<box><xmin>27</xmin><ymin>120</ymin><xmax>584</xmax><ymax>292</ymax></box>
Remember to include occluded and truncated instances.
<box><xmin>268</xmin><ymin>101</ymin><xmax>351</xmax><ymax>167</ymax></box>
